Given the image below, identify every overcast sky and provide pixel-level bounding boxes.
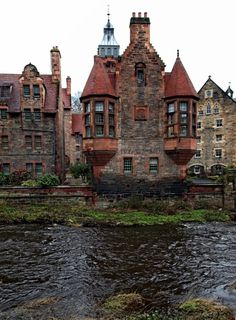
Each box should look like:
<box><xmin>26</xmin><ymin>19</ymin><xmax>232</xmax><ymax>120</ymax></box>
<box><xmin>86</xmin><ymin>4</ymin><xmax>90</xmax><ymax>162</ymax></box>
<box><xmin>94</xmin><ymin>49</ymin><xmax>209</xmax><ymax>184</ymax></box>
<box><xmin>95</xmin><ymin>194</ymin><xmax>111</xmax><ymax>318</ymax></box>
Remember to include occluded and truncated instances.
<box><xmin>1</xmin><ymin>0</ymin><xmax>235</xmax><ymax>95</ymax></box>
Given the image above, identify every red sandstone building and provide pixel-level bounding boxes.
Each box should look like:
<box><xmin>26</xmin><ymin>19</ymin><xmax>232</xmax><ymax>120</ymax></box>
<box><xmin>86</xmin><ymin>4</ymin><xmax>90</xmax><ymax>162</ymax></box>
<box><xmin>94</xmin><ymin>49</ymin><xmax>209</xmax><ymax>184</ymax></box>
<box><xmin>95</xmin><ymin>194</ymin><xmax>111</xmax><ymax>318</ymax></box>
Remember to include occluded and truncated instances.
<box><xmin>80</xmin><ymin>12</ymin><xmax>199</xmax><ymax>195</ymax></box>
<box><xmin>0</xmin><ymin>47</ymin><xmax>71</xmax><ymax>180</ymax></box>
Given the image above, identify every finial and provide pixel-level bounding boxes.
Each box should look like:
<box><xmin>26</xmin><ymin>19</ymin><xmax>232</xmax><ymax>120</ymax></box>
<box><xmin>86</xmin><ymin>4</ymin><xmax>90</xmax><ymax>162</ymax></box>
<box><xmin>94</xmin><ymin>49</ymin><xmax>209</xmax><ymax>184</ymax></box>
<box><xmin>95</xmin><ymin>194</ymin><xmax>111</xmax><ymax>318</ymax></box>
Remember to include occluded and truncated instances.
<box><xmin>107</xmin><ymin>4</ymin><xmax>110</xmax><ymax>21</ymax></box>
<box><xmin>229</xmin><ymin>81</ymin><xmax>231</xmax><ymax>87</ymax></box>
<box><xmin>208</xmin><ymin>75</ymin><xmax>211</xmax><ymax>79</ymax></box>
<box><xmin>177</xmin><ymin>49</ymin><xmax>179</xmax><ymax>58</ymax></box>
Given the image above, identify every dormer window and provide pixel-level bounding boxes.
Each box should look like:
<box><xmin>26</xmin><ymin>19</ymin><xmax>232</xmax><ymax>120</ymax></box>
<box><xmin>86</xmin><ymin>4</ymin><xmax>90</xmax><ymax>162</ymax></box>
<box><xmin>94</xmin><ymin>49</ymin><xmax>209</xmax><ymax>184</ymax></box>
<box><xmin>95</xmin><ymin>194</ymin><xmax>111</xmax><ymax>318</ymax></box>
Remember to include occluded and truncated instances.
<box><xmin>33</xmin><ymin>85</ymin><xmax>40</xmax><ymax>98</ymax></box>
<box><xmin>23</xmin><ymin>85</ymin><xmax>30</xmax><ymax>98</ymax></box>
<box><xmin>135</xmin><ymin>63</ymin><xmax>146</xmax><ymax>85</ymax></box>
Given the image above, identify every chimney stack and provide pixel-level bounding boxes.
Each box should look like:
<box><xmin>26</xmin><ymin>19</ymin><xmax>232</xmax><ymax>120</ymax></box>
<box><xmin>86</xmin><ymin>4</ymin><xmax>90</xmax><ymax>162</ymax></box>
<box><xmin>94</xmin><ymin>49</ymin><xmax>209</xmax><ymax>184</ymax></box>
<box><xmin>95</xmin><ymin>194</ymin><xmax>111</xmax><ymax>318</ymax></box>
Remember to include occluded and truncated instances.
<box><xmin>51</xmin><ymin>46</ymin><xmax>61</xmax><ymax>83</ymax></box>
<box><xmin>129</xmin><ymin>12</ymin><xmax>150</xmax><ymax>44</ymax></box>
<box><xmin>66</xmin><ymin>76</ymin><xmax>71</xmax><ymax>95</ymax></box>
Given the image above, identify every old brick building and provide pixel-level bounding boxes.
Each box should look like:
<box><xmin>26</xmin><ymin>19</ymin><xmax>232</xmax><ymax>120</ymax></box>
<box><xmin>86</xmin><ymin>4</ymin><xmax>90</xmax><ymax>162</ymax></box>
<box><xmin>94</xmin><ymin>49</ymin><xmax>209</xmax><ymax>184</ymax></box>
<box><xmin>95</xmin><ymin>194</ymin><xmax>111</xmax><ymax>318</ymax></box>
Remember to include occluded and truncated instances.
<box><xmin>188</xmin><ymin>76</ymin><xmax>236</xmax><ymax>176</ymax></box>
<box><xmin>0</xmin><ymin>47</ymin><xmax>71</xmax><ymax>180</ymax></box>
<box><xmin>80</xmin><ymin>12</ymin><xmax>198</xmax><ymax>195</ymax></box>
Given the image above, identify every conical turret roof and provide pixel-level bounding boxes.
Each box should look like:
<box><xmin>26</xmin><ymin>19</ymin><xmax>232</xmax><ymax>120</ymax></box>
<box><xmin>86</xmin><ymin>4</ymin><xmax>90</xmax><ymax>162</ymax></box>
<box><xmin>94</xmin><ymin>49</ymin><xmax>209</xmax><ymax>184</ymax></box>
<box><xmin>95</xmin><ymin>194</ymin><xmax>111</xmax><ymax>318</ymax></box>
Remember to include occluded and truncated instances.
<box><xmin>81</xmin><ymin>56</ymin><xmax>117</xmax><ymax>98</ymax></box>
<box><xmin>165</xmin><ymin>52</ymin><xmax>198</xmax><ymax>98</ymax></box>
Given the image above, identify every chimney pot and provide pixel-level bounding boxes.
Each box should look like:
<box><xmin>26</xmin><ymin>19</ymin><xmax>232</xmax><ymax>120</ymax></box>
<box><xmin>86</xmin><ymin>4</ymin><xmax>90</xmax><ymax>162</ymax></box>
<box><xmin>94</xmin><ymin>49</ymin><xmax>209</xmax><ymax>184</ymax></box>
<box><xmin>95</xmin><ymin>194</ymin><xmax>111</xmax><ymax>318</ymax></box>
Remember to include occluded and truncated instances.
<box><xmin>138</xmin><ymin>12</ymin><xmax>141</xmax><ymax>17</ymax></box>
<box><xmin>132</xmin><ymin>12</ymin><xmax>136</xmax><ymax>17</ymax></box>
<box><xmin>144</xmin><ymin>12</ymin><xmax>147</xmax><ymax>17</ymax></box>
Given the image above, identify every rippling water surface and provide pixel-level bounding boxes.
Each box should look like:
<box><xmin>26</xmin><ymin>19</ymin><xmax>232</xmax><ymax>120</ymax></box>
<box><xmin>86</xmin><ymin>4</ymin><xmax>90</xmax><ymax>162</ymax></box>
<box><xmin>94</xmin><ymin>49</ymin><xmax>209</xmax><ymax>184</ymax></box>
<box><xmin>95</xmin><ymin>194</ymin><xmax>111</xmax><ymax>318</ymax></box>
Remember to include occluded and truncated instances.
<box><xmin>0</xmin><ymin>222</ymin><xmax>236</xmax><ymax>319</ymax></box>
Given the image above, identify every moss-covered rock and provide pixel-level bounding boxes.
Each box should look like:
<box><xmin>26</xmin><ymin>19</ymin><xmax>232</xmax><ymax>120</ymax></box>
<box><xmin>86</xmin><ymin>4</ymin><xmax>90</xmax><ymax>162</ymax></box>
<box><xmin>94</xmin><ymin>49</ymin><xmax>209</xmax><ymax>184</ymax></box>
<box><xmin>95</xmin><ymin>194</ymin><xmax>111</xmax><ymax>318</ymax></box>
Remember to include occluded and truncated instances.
<box><xmin>102</xmin><ymin>293</ymin><xmax>144</xmax><ymax>317</ymax></box>
<box><xmin>179</xmin><ymin>298</ymin><xmax>234</xmax><ymax>320</ymax></box>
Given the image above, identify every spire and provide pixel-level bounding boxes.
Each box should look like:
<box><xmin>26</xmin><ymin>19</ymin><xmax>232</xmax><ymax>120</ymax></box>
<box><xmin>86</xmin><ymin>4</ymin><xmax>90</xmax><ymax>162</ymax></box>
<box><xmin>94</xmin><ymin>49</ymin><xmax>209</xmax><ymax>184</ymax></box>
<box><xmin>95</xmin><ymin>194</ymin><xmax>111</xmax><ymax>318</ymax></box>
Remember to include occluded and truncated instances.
<box><xmin>98</xmin><ymin>10</ymin><xmax>120</xmax><ymax>58</ymax></box>
<box><xmin>165</xmin><ymin>54</ymin><xmax>198</xmax><ymax>98</ymax></box>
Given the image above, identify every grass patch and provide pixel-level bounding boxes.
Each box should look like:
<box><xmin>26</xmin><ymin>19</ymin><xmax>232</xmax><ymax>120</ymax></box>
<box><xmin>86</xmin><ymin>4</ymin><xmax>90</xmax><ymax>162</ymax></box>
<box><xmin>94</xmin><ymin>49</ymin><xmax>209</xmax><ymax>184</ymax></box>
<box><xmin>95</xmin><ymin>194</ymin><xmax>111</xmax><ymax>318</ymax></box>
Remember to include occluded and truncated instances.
<box><xmin>0</xmin><ymin>202</ymin><xmax>231</xmax><ymax>226</ymax></box>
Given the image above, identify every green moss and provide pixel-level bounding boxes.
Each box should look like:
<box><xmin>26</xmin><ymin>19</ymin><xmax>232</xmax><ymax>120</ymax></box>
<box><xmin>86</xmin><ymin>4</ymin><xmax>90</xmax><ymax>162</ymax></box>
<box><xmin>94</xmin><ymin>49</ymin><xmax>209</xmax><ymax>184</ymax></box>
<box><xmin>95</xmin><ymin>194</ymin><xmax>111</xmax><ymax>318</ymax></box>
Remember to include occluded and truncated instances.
<box><xmin>179</xmin><ymin>298</ymin><xmax>234</xmax><ymax>320</ymax></box>
<box><xmin>0</xmin><ymin>203</ymin><xmax>231</xmax><ymax>226</ymax></box>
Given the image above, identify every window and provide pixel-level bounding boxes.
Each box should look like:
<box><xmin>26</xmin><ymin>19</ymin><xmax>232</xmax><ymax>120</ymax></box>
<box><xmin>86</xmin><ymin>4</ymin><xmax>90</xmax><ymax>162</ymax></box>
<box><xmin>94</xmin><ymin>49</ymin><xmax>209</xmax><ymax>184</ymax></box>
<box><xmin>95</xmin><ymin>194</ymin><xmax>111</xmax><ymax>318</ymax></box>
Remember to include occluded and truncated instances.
<box><xmin>195</xmin><ymin>150</ymin><xmax>201</xmax><ymax>158</ymax></box>
<box><xmin>95</xmin><ymin>102</ymin><xmax>104</xmax><ymax>137</ymax></box>
<box><xmin>35</xmin><ymin>163</ymin><xmax>43</xmax><ymax>176</ymax></box>
<box><xmin>216</xmin><ymin>119</ymin><xmax>223</xmax><ymax>127</ymax></box>
<box><xmin>194</xmin><ymin>165</ymin><xmax>201</xmax><ymax>175</ymax></box>
<box><xmin>95</xmin><ymin>101</ymin><xmax>104</xmax><ymax>112</ymax></box>
<box><xmin>180</xmin><ymin>113</ymin><xmax>187</xmax><ymax>124</ymax></box>
<box><xmin>1</xmin><ymin>135</ymin><xmax>9</xmax><ymax>150</ymax></box>
<box><xmin>205</xmin><ymin>89</ymin><xmax>213</xmax><ymax>98</ymax></box>
<box><xmin>109</xmin><ymin>103</ymin><xmax>115</xmax><ymax>137</ymax></box>
<box><xmin>35</xmin><ymin>136</ymin><xmax>42</xmax><ymax>149</ymax></box>
<box><xmin>85</xmin><ymin>126</ymin><xmax>91</xmax><ymax>137</ymax></box>
<box><xmin>206</xmin><ymin>103</ymin><xmax>211</xmax><ymax>114</ymax></box>
<box><xmin>214</xmin><ymin>105</ymin><xmax>220</xmax><ymax>114</ymax></box>
<box><xmin>85</xmin><ymin>114</ymin><xmax>90</xmax><ymax>125</ymax></box>
<box><xmin>95</xmin><ymin>113</ymin><xmax>104</xmax><ymax>124</ymax></box>
<box><xmin>0</xmin><ymin>109</ymin><xmax>8</xmax><ymax>120</ymax></box>
<box><xmin>197</xmin><ymin>121</ymin><xmax>201</xmax><ymax>129</ymax></box>
<box><xmin>167</xmin><ymin>102</ymin><xmax>175</xmax><ymax>137</ymax></box>
<box><xmin>85</xmin><ymin>102</ymin><xmax>90</xmax><ymax>113</ymax></box>
<box><xmin>26</xmin><ymin>163</ymin><xmax>33</xmax><ymax>174</ymax></box>
<box><xmin>149</xmin><ymin>158</ymin><xmax>158</xmax><ymax>174</ymax></box>
<box><xmin>95</xmin><ymin>126</ymin><xmax>104</xmax><ymax>137</ymax></box>
<box><xmin>34</xmin><ymin>109</ymin><xmax>41</xmax><ymax>121</ymax></box>
<box><xmin>215</xmin><ymin>149</ymin><xmax>222</xmax><ymax>158</ymax></box>
<box><xmin>24</xmin><ymin>108</ymin><xmax>31</xmax><ymax>121</ymax></box>
<box><xmin>33</xmin><ymin>85</ymin><xmax>40</xmax><ymax>98</ymax></box>
<box><xmin>2</xmin><ymin>163</ymin><xmax>10</xmax><ymax>174</ymax></box>
<box><xmin>179</xmin><ymin>101</ymin><xmax>188</xmax><ymax>112</ymax></box>
<box><xmin>180</xmin><ymin>125</ymin><xmax>188</xmax><ymax>136</ymax></box>
<box><xmin>168</xmin><ymin>103</ymin><xmax>175</xmax><ymax>113</ymax></box>
<box><xmin>23</xmin><ymin>85</ymin><xmax>30</xmax><ymax>98</ymax></box>
<box><xmin>109</xmin><ymin>126</ymin><xmax>115</xmax><ymax>137</ymax></box>
<box><xmin>198</xmin><ymin>110</ymin><xmax>204</xmax><ymax>116</ymax></box>
<box><xmin>216</xmin><ymin>134</ymin><xmax>223</xmax><ymax>142</ymax></box>
<box><xmin>1</xmin><ymin>86</ymin><xmax>10</xmax><ymax>97</ymax></box>
<box><xmin>124</xmin><ymin>157</ymin><xmax>132</xmax><ymax>173</ymax></box>
<box><xmin>25</xmin><ymin>135</ymin><xmax>32</xmax><ymax>149</ymax></box>
<box><xmin>168</xmin><ymin>126</ymin><xmax>174</xmax><ymax>137</ymax></box>
<box><xmin>135</xmin><ymin>63</ymin><xmax>145</xmax><ymax>85</ymax></box>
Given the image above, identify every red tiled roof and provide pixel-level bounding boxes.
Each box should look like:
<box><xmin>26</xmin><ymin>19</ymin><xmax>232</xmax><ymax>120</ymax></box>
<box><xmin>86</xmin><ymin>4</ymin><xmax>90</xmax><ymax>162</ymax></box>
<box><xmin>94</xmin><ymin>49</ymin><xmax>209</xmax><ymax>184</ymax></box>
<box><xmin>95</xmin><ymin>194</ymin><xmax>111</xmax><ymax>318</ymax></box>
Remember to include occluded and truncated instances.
<box><xmin>62</xmin><ymin>88</ymin><xmax>71</xmax><ymax>109</ymax></box>
<box><xmin>81</xmin><ymin>56</ymin><xmax>117</xmax><ymax>98</ymax></box>
<box><xmin>165</xmin><ymin>57</ymin><xmax>198</xmax><ymax>98</ymax></box>
<box><xmin>72</xmin><ymin>113</ymin><xmax>83</xmax><ymax>134</ymax></box>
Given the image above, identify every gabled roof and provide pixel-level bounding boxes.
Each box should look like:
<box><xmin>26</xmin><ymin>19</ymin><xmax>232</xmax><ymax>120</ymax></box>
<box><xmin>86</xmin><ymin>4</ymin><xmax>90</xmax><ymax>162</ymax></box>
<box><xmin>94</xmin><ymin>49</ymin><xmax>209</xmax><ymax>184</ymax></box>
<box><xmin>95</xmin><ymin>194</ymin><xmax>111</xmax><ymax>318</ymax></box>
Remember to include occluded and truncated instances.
<box><xmin>165</xmin><ymin>55</ymin><xmax>198</xmax><ymax>99</ymax></box>
<box><xmin>81</xmin><ymin>56</ymin><xmax>117</xmax><ymax>98</ymax></box>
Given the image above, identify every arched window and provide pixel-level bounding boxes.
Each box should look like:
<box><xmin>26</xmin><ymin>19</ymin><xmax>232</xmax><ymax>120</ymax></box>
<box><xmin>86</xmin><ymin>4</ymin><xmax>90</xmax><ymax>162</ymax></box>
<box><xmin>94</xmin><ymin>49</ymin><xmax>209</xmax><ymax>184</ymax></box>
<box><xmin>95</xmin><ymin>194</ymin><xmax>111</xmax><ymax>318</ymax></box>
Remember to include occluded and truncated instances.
<box><xmin>206</xmin><ymin>102</ymin><xmax>211</xmax><ymax>114</ymax></box>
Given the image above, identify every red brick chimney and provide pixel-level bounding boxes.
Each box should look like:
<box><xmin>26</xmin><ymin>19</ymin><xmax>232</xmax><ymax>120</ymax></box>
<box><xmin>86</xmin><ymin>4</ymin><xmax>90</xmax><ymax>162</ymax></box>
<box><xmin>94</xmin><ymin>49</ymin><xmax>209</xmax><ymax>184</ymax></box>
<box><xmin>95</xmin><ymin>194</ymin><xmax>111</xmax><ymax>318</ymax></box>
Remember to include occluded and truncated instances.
<box><xmin>51</xmin><ymin>46</ymin><xmax>61</xmax><ymax>83</ymax></box>
<box><xmin>66</xmin><ymin>76</ymin><xmax>71</xmax><ymax>95</ymax></box>
<box><xmin>129</xmin><ymin>12</ymin><xmax>150</xmax><ymax>44</ymax></box>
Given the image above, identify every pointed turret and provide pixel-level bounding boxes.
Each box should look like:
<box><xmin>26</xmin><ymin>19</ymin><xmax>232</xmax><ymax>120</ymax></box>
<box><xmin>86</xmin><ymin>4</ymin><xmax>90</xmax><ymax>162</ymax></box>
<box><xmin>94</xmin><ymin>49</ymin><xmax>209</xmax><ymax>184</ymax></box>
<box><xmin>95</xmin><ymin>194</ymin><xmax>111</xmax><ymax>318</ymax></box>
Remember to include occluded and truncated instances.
<box><xmin>164</xmin><ymin>51</ymin><xmax>199</xmax><ymax>176</ymax></box>
<box><xmin>98</xmin><ymin>11</ymin><xmax>120</xmax><ymax>57</ymax></box>
<box><xmin>165</xmin><ymin>50</ymin><xmax>198</xmax><ymax>98</ymax></box>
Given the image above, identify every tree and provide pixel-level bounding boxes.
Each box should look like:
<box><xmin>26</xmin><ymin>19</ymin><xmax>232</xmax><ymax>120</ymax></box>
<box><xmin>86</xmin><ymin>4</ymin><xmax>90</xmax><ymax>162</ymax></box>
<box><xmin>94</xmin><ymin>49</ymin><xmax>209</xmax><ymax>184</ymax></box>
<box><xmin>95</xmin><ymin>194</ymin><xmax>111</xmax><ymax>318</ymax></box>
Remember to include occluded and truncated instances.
<box><xmin>72</xmin><ymin>91</ymin><xmax>82</xmax><ymax>112</ymax></box>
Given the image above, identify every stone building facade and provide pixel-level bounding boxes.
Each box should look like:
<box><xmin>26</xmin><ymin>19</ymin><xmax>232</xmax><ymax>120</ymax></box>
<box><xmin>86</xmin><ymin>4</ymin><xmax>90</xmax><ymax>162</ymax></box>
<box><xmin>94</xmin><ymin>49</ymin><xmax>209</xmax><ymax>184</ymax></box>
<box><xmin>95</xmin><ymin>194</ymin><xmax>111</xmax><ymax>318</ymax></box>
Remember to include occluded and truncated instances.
<box><xmin>0</xmin><ymin>47</ymin><xmax>72</xmax><ymax>180</ymax></box>
<box><xmin>80</xmin><ymin>12</ymin><xmax>198</xmax><ymax>195</ymax></box>
<box><xmin>188</xmin><ymin>77</ymin><xmax>236</xmax><ymax>176</ymax></box>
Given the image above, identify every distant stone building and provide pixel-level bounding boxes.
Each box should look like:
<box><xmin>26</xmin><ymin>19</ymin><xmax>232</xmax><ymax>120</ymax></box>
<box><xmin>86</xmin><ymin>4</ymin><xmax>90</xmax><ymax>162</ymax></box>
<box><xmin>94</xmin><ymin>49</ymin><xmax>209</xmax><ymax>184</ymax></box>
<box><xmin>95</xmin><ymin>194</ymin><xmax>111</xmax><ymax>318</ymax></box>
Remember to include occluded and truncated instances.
<box><xmin>80</xmin><ymin>12</ymin><xmax>198</xmax><ymax>195</ymax></box>
<box><xmin>0</xmin><ymin>47</ymin><xmax>71</xmax><ymax>180</ymax></box>
<box><xmin>188</xmin><ymin>77</ymin><xmax>236</xmax><ymax>176</ymax></box>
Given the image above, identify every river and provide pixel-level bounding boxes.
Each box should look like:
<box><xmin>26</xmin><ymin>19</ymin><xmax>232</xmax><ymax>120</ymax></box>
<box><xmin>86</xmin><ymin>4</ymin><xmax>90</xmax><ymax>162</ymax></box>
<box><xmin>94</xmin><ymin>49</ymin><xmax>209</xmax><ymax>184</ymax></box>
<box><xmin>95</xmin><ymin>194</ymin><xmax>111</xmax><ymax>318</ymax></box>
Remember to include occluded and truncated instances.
<box><xmin>0</xmin><ymin>222</ymin><xmax>236</xmax><ymax>319</ymax></box>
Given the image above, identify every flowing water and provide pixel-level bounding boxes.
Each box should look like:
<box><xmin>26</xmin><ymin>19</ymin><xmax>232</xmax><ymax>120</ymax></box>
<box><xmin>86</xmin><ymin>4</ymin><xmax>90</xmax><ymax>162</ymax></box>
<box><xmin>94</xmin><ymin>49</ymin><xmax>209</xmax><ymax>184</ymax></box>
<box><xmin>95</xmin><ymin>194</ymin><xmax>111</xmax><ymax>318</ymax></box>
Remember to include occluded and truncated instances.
<box><xmin>0</xmin><ymin>222</ymin><xmax>236</xmax><ymax>319</ymax></box>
